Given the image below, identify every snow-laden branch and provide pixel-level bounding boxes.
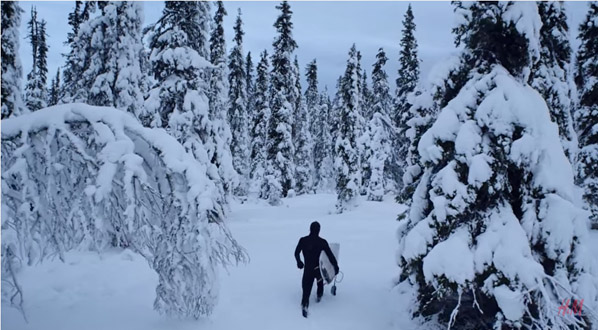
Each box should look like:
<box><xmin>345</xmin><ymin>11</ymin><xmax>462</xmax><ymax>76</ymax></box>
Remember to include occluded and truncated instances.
<box><xmin>1</xmin><ymin>103</ymin><xmax>248</xmax><ymax>319</ymax></box>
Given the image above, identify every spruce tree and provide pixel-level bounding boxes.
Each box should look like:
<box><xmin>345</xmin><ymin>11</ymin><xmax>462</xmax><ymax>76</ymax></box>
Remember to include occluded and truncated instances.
<box><xmin>335</xmin><ymin>45</ymin><xmax>363</xmax><ymax>212</ymax></box>
<box><xmin>366</xmin><ymin>48</ymin><xmax>393</xmax><ymax>201</ymax></box>
<box><xmin>48</xmin><ymin>69</ymin><xmax>61</xmax><ymax>106</ymax></box>
<box><xmin>293</xmin><ymin>57</ymin><xmax>313</xmax><ymax>194</ymax></box>
<box><xmin>264</xmin><ymin>1</ymin><xmax>298</xmax><ymax>204</ymax></box>
<box><xmin>25</xmin><ymin>8</ymin><xmax>48</xmax><ymax>111</ymax></box>
<box><xmin>1</xmin><ymin>1</ymin><xmax>25</xmax><ymax>118</ymax></box>
<box><xmin>575</xmin><ymin>3</ymin><xmax>598</xmax><ymax>228</ymax></box>
<box><xmin>62</xmin><ymin>1</ymin><xmax>95</xmax><ymax>104</ymax></box>
<box><xmin>83</xmin><ymin>2</ymin><xmax>144</xmax><ymax>115</ymax></box>
<box><xmin>228</xmin><ymin>8</ymin><xmax>250</xmax><ymax>196</ymax></box>
<box><xmin>305</xmin><ymin>60</ymin><xmax>323</xmax><ymax>188</ymax></box>
<box><xmin>394</xmin><ymin>4</ymin><xmax>420</xmax><ymax>192</ymax></box>
<box><xmin>396</xmin><ymin>3</ymin><xmax>596</xmax><ymax>329</ymax></box>
<box><xmin>246</xmin><ymin>51</ymin><xmax>255</xmax><ymax>120</ymax></box>
<box><xmin>249</xmin><ymin>51</ymin><xmax>271</xmax><ymax>198</ymax></box>
<box><xmin>144</xmin><ymin>1</ymin><xmax>234</xmax><ymax>220</ymax></box>
<box><xmin>530</xmin><ymin>2</ymin><xmax>577</xmax><ymax>163</ymax></box>
<box><xmin>317</xmin><ymin>89</ymin><xmax>336</xmax><ymax>191</ymax></box>
<box><xmin>207</xmin><ymin>0</ymin><xmax>236</xmax><ymax>203</ymax></box>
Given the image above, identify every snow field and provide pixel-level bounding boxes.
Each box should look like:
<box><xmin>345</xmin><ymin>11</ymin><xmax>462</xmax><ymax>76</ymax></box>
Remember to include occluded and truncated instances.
<box><xmin>3</xmin><ymin>194</ymin><xmax>412</xmax><ymax>330</ymax></box>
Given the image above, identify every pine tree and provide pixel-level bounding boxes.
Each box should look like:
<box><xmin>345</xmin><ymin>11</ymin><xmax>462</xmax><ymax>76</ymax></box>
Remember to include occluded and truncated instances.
<box><xmin>394</xmin><ymin>4</ymin><xmax>420</xmax><ymax>193</ymax></box>
<box><xmin>1</xmin><ymin>1</ymin><xmax>25</xmax><ymax>118</ymax></box>
<box><xmin>249</xmin><ymin>51</ymin><xmax>271</xmax><ymax>198</ymax></box>
<box><xmin>207</xmin><ymin>0</ymin><xmax>236</xmax><ymax>203</ymax></box>
<box><xmin>335</xmin><ymin>45</ymin><xmax>363</xmax><ymax>212</ymax></box>
<box><xmin>530</xmin><ymin>2</ymin><xmax>577</xmax><ymax>164</ymax></box>
<box><xmin>293</xmin><ymin>57</ymin><xmax>313</xmax><ymax>194</ymax></box>
<box><xmin>397</xmin><ymin>3</ymin><xmax>596</xmax><ymax>329</ymax></box>
<box><xmin>24</xmin><ymin>8</ymin><xmax>49</xmax><ymax>111</ymax></box>
<box><xmin>228</xmin><ymin>8</ymin><xmax>250</xmax><ymax>196</ymax></box>
<box><xmin>62</xmin><ymin>1</ymin><xmax>95</xmax><ymax>104</ymax></box>
<box><xmin>48</xmin><ymin>69</ymin><xmax>61</xmax><ymax>106</ymax></box>
<box><xmin>575</xmin><ymin>3</ymin><xmax>598</xmax><ymax>228</ymax></box>
<box><xmin>264</xmin><ymin>1</ymin><xmax>298</xmax><ymax>204</ymax></box>
<box><xmin>366</xmin><ymin>48</ymin><xmax>393</xmax><ymax>201</ymax></box>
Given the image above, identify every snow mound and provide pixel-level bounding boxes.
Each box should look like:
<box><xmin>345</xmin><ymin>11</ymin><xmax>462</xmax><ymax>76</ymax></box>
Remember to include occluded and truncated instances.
<box><xmin>1</xmin><ymin>104</ymin><xmax>247</xmax><ymax>319</ymax></box>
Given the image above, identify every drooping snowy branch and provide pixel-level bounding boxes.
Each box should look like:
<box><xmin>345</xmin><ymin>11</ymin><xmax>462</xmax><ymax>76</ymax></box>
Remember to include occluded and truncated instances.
<box><xmin>1</xmin><ymin>104</ymin><xmax>247</xmax><ymax>319</ymax></box>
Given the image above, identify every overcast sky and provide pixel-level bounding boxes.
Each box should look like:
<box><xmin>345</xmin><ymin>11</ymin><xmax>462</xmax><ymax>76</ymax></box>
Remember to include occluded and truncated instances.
<box><xmin>19</xmin><ymin>1</ymin><xmax>592</xmax><ymax>94</ymax></box>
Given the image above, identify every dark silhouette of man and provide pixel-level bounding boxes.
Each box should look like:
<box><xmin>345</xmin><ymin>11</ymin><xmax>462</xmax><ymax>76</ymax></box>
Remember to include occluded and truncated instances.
<box><xmin>294</xmin><ymin>221</ymin><xmax>339</xmax><ymax>317</ymax></box>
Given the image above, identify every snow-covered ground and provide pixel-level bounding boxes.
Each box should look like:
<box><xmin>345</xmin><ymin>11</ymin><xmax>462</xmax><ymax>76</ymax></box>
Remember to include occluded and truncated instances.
<box><xmin>3</xmin><ymin>194</ymin><xmax>416</xmax><ymax>330</ymax></box>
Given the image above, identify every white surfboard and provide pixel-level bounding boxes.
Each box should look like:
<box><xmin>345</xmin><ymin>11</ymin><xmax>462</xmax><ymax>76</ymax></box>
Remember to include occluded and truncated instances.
<box><xmin>319</xmin><ymin>243</ymin><xmax>340</xmax><ymax>284</ymax></box>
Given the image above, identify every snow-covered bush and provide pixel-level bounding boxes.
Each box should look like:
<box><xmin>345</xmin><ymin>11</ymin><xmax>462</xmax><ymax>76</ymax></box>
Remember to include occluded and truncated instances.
<box><xmin>1</xmin><ymin>104</ymin><xmax>247</xmax><ymax>319</ymax></box>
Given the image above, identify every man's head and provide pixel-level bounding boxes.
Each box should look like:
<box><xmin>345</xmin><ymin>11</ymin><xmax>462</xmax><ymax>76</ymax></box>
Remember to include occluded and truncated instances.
<box><xmin>309</xmin><ymin>221</ymin><xmax>320</xmax><ymax>236</ymax></box>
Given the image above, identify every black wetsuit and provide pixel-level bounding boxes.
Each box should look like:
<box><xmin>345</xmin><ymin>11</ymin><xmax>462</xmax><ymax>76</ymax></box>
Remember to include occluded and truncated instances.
<box><xmin>294</xmin><ymin>233</ymin><xmax>338</xmax><ymax>308</ymax></box>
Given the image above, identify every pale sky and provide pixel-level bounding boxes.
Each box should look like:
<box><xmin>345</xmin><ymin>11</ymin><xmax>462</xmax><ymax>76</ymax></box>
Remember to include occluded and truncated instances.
<box><xmin>18</xmin><ymin>1</ymin><xmax>592</xmax><ymax>95</ymax></box>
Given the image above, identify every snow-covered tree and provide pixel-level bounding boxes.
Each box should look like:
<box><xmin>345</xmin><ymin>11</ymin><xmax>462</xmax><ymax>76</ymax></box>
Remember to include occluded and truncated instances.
<box><xmin>145</xmin><ymin>1</ymin><xmax>230</xmax><ymax>213</ymax></box>
<box><xmin>393</xmin><ymin>4</ymin><xmax>420</xmax><ymax>193</ymax></box>
<box><xmin>62</xmin><ymin>1</ymin><xmax>95</xmax><ymax>104</ymax></box>
<box><xmin>1</xmin><ymin>1</ymin><xmax>25</xmax><ymax>119</ymax></box>
<box><xmin>366</xmin><ymin>48</ymin><xmax>393</xmax><ymax>200</ymax></box>
<box><xmin>1</xmin><ymin>104</ymin><xmax>247</xmax><ymax>319</ymax></box>
<box><xmin>264</xmin><ymin>1</ymin><xmax>297</xmax><ymax>204</ymax></box>
<box><xmin>396</xmin><ymin>3</ymin><xmax>596</xmax><ymax>329</ymax></box>
<box><xmin>47</xmin><ymin>69</ymin><xmax>61</xmax><ymax>106</ymax></box>
<box><xmin>335</xmin><ymin>45</ymin><xmax>363</xmax><ymax>212</ymax></box>
<box><xmin>575</xmin><ymin>3</ymin><xmax>598</xmax><ymax>228</ymax></box>
<box><xmin>208</xmin><ymin>1</ymin><xmax>236</xmax><ymax>203</ymax></box>
<box><xmin>24</xmin><ymin>8</ymin><xmax>49</xmax><ymax>111</ymax></box>
<box><xmin>293</xmin><ymin>58</ymin><xmax>313</xmax><ymax>194</ymax></box>
<box><xmin>529</xmin><ymin>2</ymin><xmax>577</xmax><ymax>163</ymax></box>
<box><xmin>305</xmin><ymin>59</ymin><xmax>326</xmax><ymax>189</ymax></box>
<box><xmin>249</xmin><ymin>50</ymin><xmax>270</xmax><ymax>197</ymax></box>
<box><xmin>246</xmin><ymin>51</ymin><xmax>255</xmax><ymax>120</ymax></box>
<box><xmin>83</xmin><ymin>1</ymin><xmax>145</xmax><ymax>115</ymax></box>
<box><xmin>228</xmin><ymin>8</ymin><xmax>250</xmax><ymax>196</ymax></box>
<box><xmin>317</xmin><ymin>89</ymin><xmax>336</xmax><ymax>191</ymax></box>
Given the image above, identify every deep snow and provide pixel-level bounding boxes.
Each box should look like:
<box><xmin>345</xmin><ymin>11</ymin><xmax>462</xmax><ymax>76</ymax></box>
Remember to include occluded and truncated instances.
<box><xmin>3</xmin><ymin>194</ymin><xmax>415</xmax><ymax>330</ymax></box>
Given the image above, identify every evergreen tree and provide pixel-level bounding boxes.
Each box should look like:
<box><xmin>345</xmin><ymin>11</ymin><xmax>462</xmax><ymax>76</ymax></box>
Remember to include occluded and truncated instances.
<box><xmin>575</xmin><ymin>3</ymin><xmax>598</xmax><ymax>227</ymax></box>
<box><xmin>246</xmin><ymin>51</ymin><xmax>255</xmax><ymax>120</ymax></box>
<box><xmin>62</xmin><ymin>1</ymin><xmax>95</xmax><ymax>103</ymax></box>
<box><xmin>293</xmin><ymin>57</ymin><xmax>313</xmax><ymax>194</ymax></box>
<box><xmin>207</xmin><ymin>0</ymin><xmax>236</xmax><ymax>203</ymax></box>
<box><xmin>25</xmin><ymin>8</ymin><xmax>48</xmax><ymax>111</ymax></box>
<box><xmin>366</xmin><ymin>48</ymin><xmax>393</xmax><ymax>201</ymax></box>
<box><xmin>394</xmin><ymin>4</ymin><xmax>420</xmax><ymax>192</ymax></box>
<box><xmin>228</xmin><ymin>8</ymin><xmax>250</xmax><ymax>196</ymax></box>
<box><xmin>305</xmin><ymin>60</ymin><xmax>324</xmax><ymax>188</ymax></box>
<box><xmin>396</xmin><ymin>3</ymin><xmax>596</xmax><ymax>329</ymax></box>
<box><xmin>83</xmin><ymin>2</ymin><xmax>145</xmax><ymax>115</ymax></box>
<box><xmin>317</xmin><ymin>89</ymin><xmax>336</xmax><ymax>191</ymax></box>
<box><xmin>530</xmin><ymin>2</ymin><xmax>577</xmax><ymax>163</ymax></box>
<box><xmin>1</xmin><ymin>1</ymin><xmax>25</xmax><ymax>118</ymax></box>
<box><xmin>145</xmin><ymin>1</ymin><xmax>233</xmax><ymax>217</ymax></box>
<box><xmin>249</xmin><ymin>51</ymin><xmax>271</xmax><ymax>198</ymax></box>
<box><xmin>264</xmin><ymin>1</ymin><xmax>298</xmax><ymax>204</ymax></box>
<box><xmin>48</xmin><ymin>69</ymin><xmax>61</xmax><ymax>106</ymax></box>
<box><xmin>335</xmin><ymin>45</ymin><xmax>363</xmax><ymax>212</ymax></box>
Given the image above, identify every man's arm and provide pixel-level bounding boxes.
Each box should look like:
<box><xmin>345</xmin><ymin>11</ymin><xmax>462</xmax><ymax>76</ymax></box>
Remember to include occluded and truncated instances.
<box><xmin>294</xmin><ymin>238</ymin><xmax>304</xmax><ymax>269</ymax></box>
<box><xmin>323</xmin><ymin>240</ymin><xmax>339</xmax><ymax>273</ymax></box>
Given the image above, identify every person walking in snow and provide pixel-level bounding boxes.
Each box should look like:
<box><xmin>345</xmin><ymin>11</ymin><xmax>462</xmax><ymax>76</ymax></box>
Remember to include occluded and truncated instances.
<box><xmin>294</xmin><ymin>221</ymin><xmax>339</xmax><ymax>318</ymax></box>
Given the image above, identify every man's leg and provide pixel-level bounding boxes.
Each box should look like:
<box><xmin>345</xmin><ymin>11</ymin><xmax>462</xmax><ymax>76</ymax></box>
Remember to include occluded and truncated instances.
<box><xmin>301</xmin><ymin>270</ymin><xmax>315</xmax><ymax>309</ymax></box>
<box><xmin>315</xmin><ymin>268</ymin><xmax>324</xmax><ymax>301</ymax></box>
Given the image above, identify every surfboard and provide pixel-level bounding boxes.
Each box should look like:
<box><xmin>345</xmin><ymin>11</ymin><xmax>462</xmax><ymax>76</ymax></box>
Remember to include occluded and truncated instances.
<box><xmin>319</xmin><ymin>243</ymin><xmax>340</xmax><ymax>284</ymax></box>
